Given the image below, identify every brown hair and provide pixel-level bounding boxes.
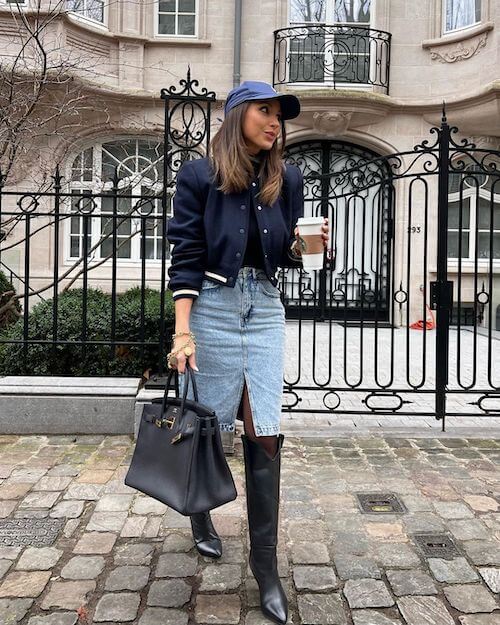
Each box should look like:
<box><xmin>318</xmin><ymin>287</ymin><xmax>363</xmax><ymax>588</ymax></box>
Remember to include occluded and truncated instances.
<box><xmin>208</xmin><ymin>101</ymin><xmax>287</xmax><ymax>206</ymax></box>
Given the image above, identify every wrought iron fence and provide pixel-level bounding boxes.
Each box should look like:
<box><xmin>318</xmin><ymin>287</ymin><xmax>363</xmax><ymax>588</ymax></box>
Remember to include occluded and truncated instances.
<box><xmin>273</xmin><ymin>24</ymin><xmax>391</xmax><ymax>92</ymax></box>
<box><xmin>0</xmin><ymin>167</ymin><xmax>172</xmax><ymax>376</ymax></box>
<box><xmin>0</xmin><ymin>70</ymin><xmax>216</xmax><ymax>377</ymax></box>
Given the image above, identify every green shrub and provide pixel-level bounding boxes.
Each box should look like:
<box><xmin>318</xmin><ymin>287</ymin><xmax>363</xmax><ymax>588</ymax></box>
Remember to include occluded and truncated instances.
<box><xmin>0</xmin><ymin>270</ymin><xmax>22</xmax><ymax>330</ymax></box>
<box><xmin>0</xmin><ymin>285</ymin><xmax>175</xmax><ymax>376</ymax></box>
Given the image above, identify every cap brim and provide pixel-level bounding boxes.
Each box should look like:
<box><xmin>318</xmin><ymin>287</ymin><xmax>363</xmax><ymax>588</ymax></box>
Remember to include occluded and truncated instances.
<box><xmin>276</xmin><ymin>94</ymin><xmax>301</xmax><ymax>120</ymax></box>
<box><xmin>248</xmin><ymin>93</ymin><xmax>301</xmax><ymax>120</ymax></box>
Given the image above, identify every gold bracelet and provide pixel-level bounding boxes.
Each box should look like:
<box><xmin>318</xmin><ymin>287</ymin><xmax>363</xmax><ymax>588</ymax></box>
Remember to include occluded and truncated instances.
<box><xmin>172</xmin><ymin>331</ymin><xmax>196</xmax><ymax>340</ymax></box>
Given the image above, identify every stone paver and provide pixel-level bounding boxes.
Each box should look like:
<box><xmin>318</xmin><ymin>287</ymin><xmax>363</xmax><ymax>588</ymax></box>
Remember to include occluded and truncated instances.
<box><xmin>0</xmin><ymin>571</ymin><xmax>51</xmax><ymax>598</ymax></box>
<box><xmin>138</xmin><ymin>608</ymin><xmax>189</xmax><ymax>625</ymax></box>
<box><xmin>443</xmin><ymin>584</ymin><xmax>498</xmax><ymax>613</ymax></box>
<box><xmin>72</xmin><ymin>532</ymin><xmax>117</xmax><ymax>554</ymax></box>
<box><xmin>156</xmin><ymin>553</ymin><xmax>198</xmax><ymax>578</ymax></box>
<box><xmin>147</xmin><ymin>579</ymin><xmax>192</xmax><ymax>608</ymax></box>
<box><xmin>0</xmin><ymin>598</ymin><xmax>33</xmax><ymax>624</ymax></box>
<box><xmin>60</xmin><ymin>555</ymin><xmax>105</xmax><ymax>580</ymax></box>
<box><xmin>195</xmin><ymin>594</ymin><xmax>241</xmax><ymax>624</ymax></box>
<box><xmin>28</xmin><ymin>615</ymin><xmax>77</xmax><ymax>625</ymax></box>
<box><xmin>104</xmin><ymin>565</ymin><xmax>150</xmax><ymax>590</ymax></box>
<box><xmin>292</xmin><ymin>565</ymin><xmax>338</xmax><ymax>591</ymax></box>
<box><xmin>93</xmin><ymin>592</ymin><xmax>140</xmax><ymax>622</ymax></box>
<box><xmin>0</xmin><ymin>434</ymin><xmax>498</xmax><ymax>623</ymax></box>
<box><xmin>344</xmin><ymin>578</ymin><xmax>395</xmax><ymax>608</ymax></box>
<box><xmin>396</xmin><ymin>596</ymin><xmax>455</xmax><ymax>625</ymax></box>
<box><xmin>39</xmin><ymin>580</ymin><xmax>96</xmax><ymax>610</ymax></box>
<box><xmin>297</xmin><ymin>593</ymin><xmax>347</xmax><ymax>625</ymax></box>
<box><xmin>352</xmin><ymin>610</ymin><xmax>402</xmax><ymax>625</ymax></box>
<box><xmin>0</xmin><ymin>560</ymin><xmax>12</xmax><ymax>579</ymax></box>
<box><xmin>15</xmin><ymin>548</ymin><xmax>63</xmax><ymax>571</ymax></box>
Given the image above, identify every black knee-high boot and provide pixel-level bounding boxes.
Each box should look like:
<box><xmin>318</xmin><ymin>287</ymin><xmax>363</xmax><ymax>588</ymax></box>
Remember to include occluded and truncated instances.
<box><xmin>242</xmin><ymin>433</ymin><xmax>287</xmax><ymax>625</ymax></box>
<box><xmin>190</xmin><ymin>511</ymin><xmax>222</xmax><ymax>558</ymax></box>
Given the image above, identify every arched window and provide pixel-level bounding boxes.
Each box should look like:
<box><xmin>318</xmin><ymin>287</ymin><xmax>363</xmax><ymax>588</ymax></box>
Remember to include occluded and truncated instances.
<box><xmin>67</xmin><ymin>138</ymin><xmax>165</xmax><ymax>262</ymax></box>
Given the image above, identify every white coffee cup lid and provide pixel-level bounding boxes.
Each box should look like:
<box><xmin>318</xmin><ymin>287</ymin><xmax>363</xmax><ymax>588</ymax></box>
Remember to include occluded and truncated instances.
<box><xmin>297</xmin><ymin>216</ymin><xmax>324</xmax><ymax>226</ymax></box>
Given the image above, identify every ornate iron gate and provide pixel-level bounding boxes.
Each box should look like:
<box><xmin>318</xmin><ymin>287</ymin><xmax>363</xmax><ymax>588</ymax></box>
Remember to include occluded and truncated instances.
<box><xmin>156</xmin><ymin>75</ymin><xmax>499</xmax><ymax>429</ymax></box>
<box><xmin>280</xmin><ymin>113</ymin><xmax>500</xmax><ymax>428</ymax></box>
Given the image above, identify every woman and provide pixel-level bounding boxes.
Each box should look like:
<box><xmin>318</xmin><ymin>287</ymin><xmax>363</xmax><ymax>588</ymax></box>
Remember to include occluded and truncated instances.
<box><xmin>166</xmin><ymin>80</ymin><xmax>329</xmax><ymax>625</ymax></box>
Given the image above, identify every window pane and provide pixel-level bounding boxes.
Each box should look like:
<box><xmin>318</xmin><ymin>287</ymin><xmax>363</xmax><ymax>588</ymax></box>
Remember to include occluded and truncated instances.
<box><xmin>448</xmin><ymin>231</ymin><xmax>469</xmax><ymax>258</ymax></box>
<box><xmin>117</xmin><ymin>221</ymin><xmax>131</xmax><ymax>236</ymax></box>
<box><xmin>178</xmin><ymin>14</ymin><xmax>195</xmax><ymax>35</ymax></box>
<box><xmin>159</xmin><ymin>13</ymin><xmax>176</xmax><ymax>34</ymax></box>
<box><xmin>179</xmin><ymin>0</ymin><xmax>195</xmax><ymax>12</ymax></box>
<box><xmin>477</xmin><ymin>196</ymin><xmax>500</xmax><ymax>229</ymax></box>
<box><xmin>333</xmin><ymin>52</ymin><xmax>370</xmax><ymax>83</ymax></box>
<box><xmin>445</xmin><ymin>0</ymin><xmax>480</xmax><ymax>32</ymax></box>
<box><xmin>143</xmin><ymin>239</ymin><xmax>155</xmax><ymax>260</ymax></box>
<box><xmin>70</xmin><ymin>237</ymin><xmax>80</xmax><ymax>257</ymax></box>
<box><xmin>289</xmin><ymin>30</ymin><xmax>325</xmax><ymax>81</ymax></box>
<box><xmin>101</xmin><ymin>194</ymin><xmax>113</xmax><ymax>212</ymax></box>
<box><xmin>67</xmin><ymin>0</ymin><xmax>82</xmax><ymax>11</ymax></box>
<box><xmin>290</xmin><ymin>0</ymin><xmax>326</xmax><ymax>23</ymax></box>
<box><xmin>70</xmin><ymin>216</ymin><xmax>80</xmax><ymax>234</ymax></box>
<box><xmin>478</xmin><ymin>233</ymin><xmax>500</xmax><ymax>259</ymax></box>
<box><xmin>100</xmin><ymin>239</ymin><xmax>111</xmax><ymax>258</ymax></box>
<box><xmin>448</xmin><ymin>199</ymin><xmax>470</xmax><ymax>229</ymax></box>
<box><xmin>117</xmin><ymin>241</ymin><xmax>131</xmax><ymax>258</ymax></box>
<box><xmin>159</xmin><ymin>0</ymin><xmax>176</xmax><ymax>11</ymax></box>
<box><xmin>335</xmin><ymin>0</ymin><xmax>371</xmax><ymax>23</ymax></box>
<box><xmin>88</xmin><ymin>0</ymin><xmax>104</xmax><ymax>22</ymax></box>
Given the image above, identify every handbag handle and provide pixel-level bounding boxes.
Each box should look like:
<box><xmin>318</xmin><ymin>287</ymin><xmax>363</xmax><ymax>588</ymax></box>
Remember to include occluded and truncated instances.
<box><xmin>161</xmin><ymin>361</ymin><xmax>199</xmax><ymax>415</ymax></box>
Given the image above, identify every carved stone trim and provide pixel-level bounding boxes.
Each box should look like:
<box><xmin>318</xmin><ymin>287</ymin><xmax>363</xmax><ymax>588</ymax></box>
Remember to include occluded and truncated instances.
<box><xmin>312</xmin><ymin>111</ymin><xmax>352</xmax><ymax>136</ymax></box>
<box><xmin>428</xmin><ymin>31</ymin><xmax>488</xmax><ymax>63</ymax></box>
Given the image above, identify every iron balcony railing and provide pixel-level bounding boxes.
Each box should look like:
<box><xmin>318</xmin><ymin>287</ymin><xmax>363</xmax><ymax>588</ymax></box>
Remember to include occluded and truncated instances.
<box><xmin>273</xmin><ymin>24</ymin><xmax>391</xmax><ymax>93</ymax></box>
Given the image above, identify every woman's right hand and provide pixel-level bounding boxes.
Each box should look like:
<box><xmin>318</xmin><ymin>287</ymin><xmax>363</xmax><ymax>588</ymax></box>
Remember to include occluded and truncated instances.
<box><xmin>171</xmin><ymin>335</ymin><xmax>198</xmax><ymax>375</ymax></box>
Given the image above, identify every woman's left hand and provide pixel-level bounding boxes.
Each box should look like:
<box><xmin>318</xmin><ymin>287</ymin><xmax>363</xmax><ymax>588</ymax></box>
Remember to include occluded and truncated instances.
<box><xmin>321</xmin><ymin>217</ymin><xmax>329</xmax><ymax>248</ymax></box>
<box><xmin>294</xmin><ymin>217</ymin><xmax>330</xmax><ymax>249</ymax></box>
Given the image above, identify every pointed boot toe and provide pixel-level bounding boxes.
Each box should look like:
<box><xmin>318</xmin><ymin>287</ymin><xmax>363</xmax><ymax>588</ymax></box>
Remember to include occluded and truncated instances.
<box><xmin>190</xmin><ymin>511</ymin><xmax>222</xmax><ymax>559</ymax></box>
<box><xmin>262</xmin><ymin>599</ymin><xmax>288</xmax><ymax>625</ymax></box>
<box><xmin>258</xmin><ymin>582</ymin><xmax>288</xmax><ymax>624</ymax></box>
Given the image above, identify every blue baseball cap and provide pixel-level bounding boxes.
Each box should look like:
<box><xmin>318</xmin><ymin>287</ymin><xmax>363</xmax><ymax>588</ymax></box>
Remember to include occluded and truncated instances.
<box><xmin>224</xmin><ymin>80</ymin><xmax>300</xmax><ymax>120</ymax></box>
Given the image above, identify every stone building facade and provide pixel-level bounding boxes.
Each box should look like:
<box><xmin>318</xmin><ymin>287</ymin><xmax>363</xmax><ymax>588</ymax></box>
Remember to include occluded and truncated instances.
<box><xmin>0</xmin><ymin>0</ymin><xmax>499</xmax><ymax>329</ymax></box>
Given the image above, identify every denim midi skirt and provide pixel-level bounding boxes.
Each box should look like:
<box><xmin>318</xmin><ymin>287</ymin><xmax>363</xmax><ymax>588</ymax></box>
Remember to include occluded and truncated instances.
<box><xmin>177</xmin><ymin>266</ymin><xmax>286</xmax><ymax>437</ymax></box>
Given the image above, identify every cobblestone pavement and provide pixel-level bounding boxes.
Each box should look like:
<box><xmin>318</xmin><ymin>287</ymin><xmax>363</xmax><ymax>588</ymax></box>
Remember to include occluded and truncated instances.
<box><xmin>0</xmin><ymin>434</ymin><xmax>499</xmax><ymax>624</ymax></box>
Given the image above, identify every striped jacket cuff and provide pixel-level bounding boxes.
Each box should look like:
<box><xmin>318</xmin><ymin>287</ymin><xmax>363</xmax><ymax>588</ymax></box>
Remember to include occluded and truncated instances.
<box><xmin>172</xmin><ymin>288</ymin><xmax>200</xmax><ymax>300</ymax></box>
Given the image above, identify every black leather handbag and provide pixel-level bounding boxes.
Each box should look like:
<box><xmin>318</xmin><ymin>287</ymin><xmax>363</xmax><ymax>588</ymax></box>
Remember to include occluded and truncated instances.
<box><xmin>125</xmin><ymin>362</ymin><xmax>237</xmax><ymax>515</ymax></box>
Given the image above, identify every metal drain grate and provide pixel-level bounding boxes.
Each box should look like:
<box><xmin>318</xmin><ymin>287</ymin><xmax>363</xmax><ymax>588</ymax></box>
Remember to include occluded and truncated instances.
<box><xmin>0</xmin><ymin>518</ymin><xmax>64</xmax><ymax>547</ymax></box>
<box><xmin>412</xmin><ymin>533</ymin><xmax>461</xmax><ymax>559</ymax></box>
<box><xmin>356</xmin><ymin>493</ymin><xmax>407</xmax><ymax>514</ymax></box>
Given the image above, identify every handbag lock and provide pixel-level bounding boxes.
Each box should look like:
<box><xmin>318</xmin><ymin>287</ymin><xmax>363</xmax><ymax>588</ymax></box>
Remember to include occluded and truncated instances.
<box><xmin>154</xmin><ymin>417</ymin><xmax>176</xmax><ymax>429</ymax></box>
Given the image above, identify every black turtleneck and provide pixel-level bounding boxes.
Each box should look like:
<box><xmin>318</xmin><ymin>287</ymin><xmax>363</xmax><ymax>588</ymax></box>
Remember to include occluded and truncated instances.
<box><xmin>242</xmin><ymin>153</ymin><xmax>266</xmax><ymax>270</ymax></box>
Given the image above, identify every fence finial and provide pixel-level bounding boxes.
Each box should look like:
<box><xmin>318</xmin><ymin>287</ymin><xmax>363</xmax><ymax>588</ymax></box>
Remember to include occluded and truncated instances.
<box><xmin>441</xmin><ymin>101</ymin><xmax>447</xmax><ymax>123</ymax></box>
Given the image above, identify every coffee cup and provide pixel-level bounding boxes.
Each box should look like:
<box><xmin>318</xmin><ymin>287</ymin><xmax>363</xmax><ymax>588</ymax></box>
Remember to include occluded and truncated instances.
<box><xmin>296</xmin><ymin>216</ymin><xmax>325</xmax><ymax>271</ymax></box>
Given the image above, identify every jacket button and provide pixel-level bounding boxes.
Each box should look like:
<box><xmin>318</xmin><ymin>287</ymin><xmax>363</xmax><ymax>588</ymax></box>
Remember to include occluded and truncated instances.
<box><xmin>257</xmin><ymin>205</ymin><xmax>262</xmax><ymax>210</ymax></box>
<box><xmin>252</xmin><ymin>182</ymin><xmax>257</xmax><ymax>187</ymax></box>
<box><xmin>239</xmin><ymin>228</ymin><xmax>244</xmax><ymax>233</ymax></box>
<box><xmin>263</xmin><ymin>229</ymin><xmax>268</xmax><ymax>234</ymax></box>
<box><xmin>236</xmin><ymin>252</ymin><xmax>241</xmax><ymax>258</ymax></box>
<box><xmin>240</xmin><ymin>204</ymin><xmax>246</xmax><ymax>210</ymax></box>
<box><xmin>264</xmin><ymin>254</ymin><xmax>268</xmax><ymax>258</ymax></box>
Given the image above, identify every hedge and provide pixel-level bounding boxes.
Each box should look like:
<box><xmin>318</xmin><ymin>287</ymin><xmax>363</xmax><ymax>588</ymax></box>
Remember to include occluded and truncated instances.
<box><xmin>0</xmin><ymin>285</ymin><xmax>175</xmax><ymax>376</ymax></box>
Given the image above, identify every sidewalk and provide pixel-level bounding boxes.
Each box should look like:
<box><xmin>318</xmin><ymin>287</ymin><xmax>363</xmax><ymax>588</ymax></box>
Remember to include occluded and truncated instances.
<box><xmin>0</xmin><ymin>432</ymin><xmax>498</xmax><ymax>624</ymax></box>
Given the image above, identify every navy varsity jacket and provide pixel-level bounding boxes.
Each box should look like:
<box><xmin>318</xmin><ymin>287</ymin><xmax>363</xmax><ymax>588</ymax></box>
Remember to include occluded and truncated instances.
<box><xmin>167</xmin><ymin>157</ymin><xmax>304</xmax><ymax>301</ymax></box>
